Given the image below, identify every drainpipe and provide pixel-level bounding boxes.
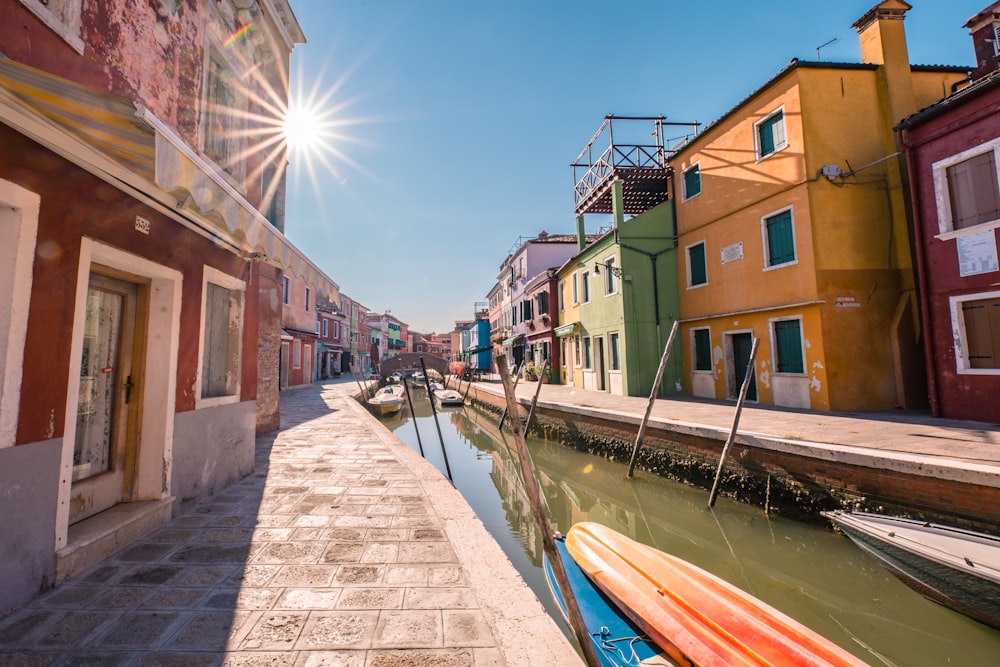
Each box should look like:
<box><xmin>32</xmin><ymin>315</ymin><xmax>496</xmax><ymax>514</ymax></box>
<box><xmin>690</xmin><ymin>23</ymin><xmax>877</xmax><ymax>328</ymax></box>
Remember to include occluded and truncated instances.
<box><xmin>898</xmin><ymin>127</ymin><xmax>939</xmax><ymax>417</ymax></box>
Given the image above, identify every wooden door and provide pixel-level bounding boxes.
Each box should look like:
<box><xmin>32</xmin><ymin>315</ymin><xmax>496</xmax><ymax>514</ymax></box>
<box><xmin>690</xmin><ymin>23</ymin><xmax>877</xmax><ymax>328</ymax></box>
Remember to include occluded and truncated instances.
<box><xmin>731</xmin><ymin>332</ymin><xmax>758</xmax><ymax>402</ymax></box>
<box><xmin>70</xmin><ymin>272</ymin><xmax>144</xmax><ymax>523</ymax></box>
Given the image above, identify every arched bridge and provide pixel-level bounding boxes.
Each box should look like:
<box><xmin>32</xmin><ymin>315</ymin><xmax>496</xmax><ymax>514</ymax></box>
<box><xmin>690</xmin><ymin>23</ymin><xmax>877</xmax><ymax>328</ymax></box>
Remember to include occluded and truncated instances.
<box><xmin>377</xmin><ymin>353</ymin><xmax>449</xmax><ymax>380</ymax></box>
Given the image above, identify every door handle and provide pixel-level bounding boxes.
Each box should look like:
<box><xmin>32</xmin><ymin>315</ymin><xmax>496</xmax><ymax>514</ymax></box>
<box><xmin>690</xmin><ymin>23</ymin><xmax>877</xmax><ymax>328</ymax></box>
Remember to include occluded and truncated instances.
<box><xmin>124</xmin><ymin>375</ymin><xmax>134</xmax><ymax>404</ymax></box>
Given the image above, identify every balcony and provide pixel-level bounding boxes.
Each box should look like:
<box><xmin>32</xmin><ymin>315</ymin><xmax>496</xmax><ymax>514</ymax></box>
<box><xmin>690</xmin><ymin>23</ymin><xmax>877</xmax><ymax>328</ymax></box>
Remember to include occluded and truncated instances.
<box><xmin>572</xmin><ymin>115</ymin><xmax>700</xmax><ymax>217</ymax></box>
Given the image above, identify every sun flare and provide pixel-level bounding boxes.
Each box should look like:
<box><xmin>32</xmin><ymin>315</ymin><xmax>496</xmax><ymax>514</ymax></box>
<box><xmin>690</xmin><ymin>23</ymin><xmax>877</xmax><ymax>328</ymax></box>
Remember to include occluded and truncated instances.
<box><xmin>282</xmin><ymin>102</ymin><xmax>326</xmax><ymax>156</ymax></box>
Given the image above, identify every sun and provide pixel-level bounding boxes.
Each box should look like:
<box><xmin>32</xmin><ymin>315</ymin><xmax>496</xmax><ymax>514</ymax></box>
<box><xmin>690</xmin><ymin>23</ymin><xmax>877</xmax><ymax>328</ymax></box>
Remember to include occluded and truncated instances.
<box><xmin>282</xmin><ymin>103</ymin><xmax>324</xmax><ymax>155</ymax></box>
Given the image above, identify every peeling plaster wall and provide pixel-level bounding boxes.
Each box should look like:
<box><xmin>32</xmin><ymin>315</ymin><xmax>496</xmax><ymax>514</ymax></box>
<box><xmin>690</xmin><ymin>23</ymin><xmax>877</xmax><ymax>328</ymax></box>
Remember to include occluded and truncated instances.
<box><xmin>171</xmin><ymin>400</ymin><xmax>256</xmax><ymax>507</ymax></box>
<box><xmin>0</xmin><ymin>437</ymin><xmax>60</xmax><ymax>614</ymax></box>
<box><xmin>256</xmin><ymin>263</ymin><xmax>283</xmax><ymax>433</ymax></box>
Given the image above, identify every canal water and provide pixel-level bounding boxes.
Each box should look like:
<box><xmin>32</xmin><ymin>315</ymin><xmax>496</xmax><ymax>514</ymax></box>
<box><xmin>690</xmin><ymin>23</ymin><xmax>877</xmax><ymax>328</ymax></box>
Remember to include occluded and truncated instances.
<box><xmin>383</xmin><ymin>387</ymin><xmax>1000</xmax><ymax>665</ymax></box>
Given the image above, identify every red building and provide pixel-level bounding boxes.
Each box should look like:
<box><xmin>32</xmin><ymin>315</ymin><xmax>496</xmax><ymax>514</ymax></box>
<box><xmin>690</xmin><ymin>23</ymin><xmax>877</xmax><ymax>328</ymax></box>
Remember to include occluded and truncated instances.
<box><xmin>896</xmin><ymin>3</ymin><xmax>1000</xmax><ymax>422</ymax></box>
<box><xmin>523</xmin><ymin>269</ymin><xmax>560</xmax><ymax>379</ymax></box>
<box><xmin>0</xmin><ymin>0</ymin><xmax>333</xmax><ymax>611</ymax></box>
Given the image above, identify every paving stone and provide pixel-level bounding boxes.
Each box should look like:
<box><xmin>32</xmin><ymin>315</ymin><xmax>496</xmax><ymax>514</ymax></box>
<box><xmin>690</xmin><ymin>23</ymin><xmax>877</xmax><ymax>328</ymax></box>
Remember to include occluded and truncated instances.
<box><xmin>222</xmin><ymin>653</ymin><xmax>296</xmax><ymax>666</ymax></box>
<box><xmin>0</xmin><ymin>653</ymin><xmax>55</xmax><ymax>666</ymax></box>
<box><xmin>367</xmin><ymin>649</ymin><xmax>474</xmax><ymax>667</ymax></box>
<box><xmin>171</xmin><ymin>545</ymin><xmax>253</xmax><ymax>564</ymax></box>
<box><xmin>176</xmin><ymin>566</ymin><xmax>237</xmax><ymax>587</ymax></box>
<box><xmin>53</xmin><ymin>652</ymin><xmax>132</xmax><ymax>666</ymax></box>
<box><xmin>372</xmin><ymin>611</ymin><xmax>441</xmax><ymax>649</ymax></box>
<box><xmin>428</xmin><ymin>567</ymin><xmax>465</xmax><ymax>586</ymax></box>
<box><xmin>359</xmin><ymin>543</ymin><xmax>398</xmax><ymax>564</ymax></box>
<box><xmin>36</xmin><ymin>586</ymin><xmax>103</xmax><ymax>608</ymax></box>
<box><xmin>229</xmin><ymin>565</ymin><xmax>280</xmax><ymax>588</ymax></box>
<box><xmin>253</xmin><ymin>543</ymin><xmax>325</xmax><ymax>564</ymax></box>
<box><xmin>292</xmin><ymin>650</ymin><xmax>365</xmax><ymax>667</ymax></box>
<box><xmin>141</xmin><ymin>588</ymin><xmax>206</xmax><ymax>609</ymax></box>
<box><xmin>118</xmin><ymin>565</ymin><xmax>183</xmax><ymax>585</ymax></box>
<box><xmin>117</xmin><ymin>543</ymin><xmax>176</xmax><ymax>561</ymax></box>
<box><xmin>293</xmin><ymin>612</ymin><xmax>378</xmax><ymax>650</ymax></box>
<box><xmin>333</xmin><ymin>566</ymin><xmax>383</xmax><ymax>586</ymax></box>
<box><xmin>92</xmin><ymin>588</ymin><xmax>151</xmax><ymax>609</ymax></box>
<box><xmin>166</xmin><ymin>611</ymin><xmax>254</xmax><ymax>650</ymax></box>
<box><xmin>396</xmin><ymin>543</ymin><xmax>456</xmax><ymax>564</ymax></box>
<box><xmin>335</xmin><ymin>588</ymin><xmax>402</xmax><ymax>610</ymax></box>
<box><xmin>274</xmin><ymin>589</ymin><xmax>341</xmax><ymax>610</ymax></box>
<box><xmin>270</xmin><ymin>565</ymin><xmax>336</xmax><ymax>587</ymax></box>
<box><xmin>91</xmin><ymin>612</ymin><xmax>179</xmax><ymax>646</ymax></box>
<box><xmin>36</xmin><ymin>612</ymin><xmax>113</xmax><ymax>646</ymax></box>
<box><xmin>80</xmin><ymin>566</ymin><xmax>119</xmax><ymax>584</ymax></box>
<box><xmin>240</xmin><ymin>612</ymin><xmax>307</xmax><ymax>650</ymax></box>
<box><xmin>404</xmin><ymin>589</ymin><xmax>477</xmax><ymax>610</ymax></box>
<box><xmin>201</xmin><ymin>528</ymin><xmax>254</xmax><ymax>542</ymax></box>
<box><xmin>0</xmin><ymin>610</ymin><xmax>58</xmax><ymax>645</ymax></box>
<box><xmin>383</xmin><ymin>567</ymin><xmax>428</xmax><ymax>587</ymax></box>
<box><xmin>442</xmin><ymin>611</ymin><xmax>494</xmax><ymax>648</ymax></box>
<box><xmin>131</xmin><ymin>652</ymin><xmax>220</xmax><ymax>666</ymax></box>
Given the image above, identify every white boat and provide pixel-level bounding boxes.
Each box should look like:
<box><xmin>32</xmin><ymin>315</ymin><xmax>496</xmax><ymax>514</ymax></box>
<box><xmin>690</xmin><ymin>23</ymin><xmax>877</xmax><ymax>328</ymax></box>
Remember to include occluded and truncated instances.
<box><xmin>433</xmin><ymin>387</ymin><xmax>465</xmax><ymax>407</ymax></box>
<box><xmin>824</xmin><ymin>510</ymin><xmax>1000</xmax><ymax>629</ymax></box>
<box><xmin>369</xmin><ymin>384</ymin><xmax>406</xmax><ymax>415</ymax></box>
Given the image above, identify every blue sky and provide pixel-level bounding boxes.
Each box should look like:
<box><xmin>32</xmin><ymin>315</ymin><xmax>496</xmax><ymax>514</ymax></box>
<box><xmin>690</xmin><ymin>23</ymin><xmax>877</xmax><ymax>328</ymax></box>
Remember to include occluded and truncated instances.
<box><xmin>283</xmin><ymin>0</ymin><xmax>987</xmax><ymax>333</ymax></box>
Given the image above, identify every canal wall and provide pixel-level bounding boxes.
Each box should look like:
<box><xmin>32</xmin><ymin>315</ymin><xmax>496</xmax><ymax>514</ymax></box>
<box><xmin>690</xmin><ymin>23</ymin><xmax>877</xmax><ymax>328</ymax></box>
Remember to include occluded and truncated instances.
<box><xmin>463</xmin><ymin>385</ymin><xmax>1000</xmax><ymax>534</ymax></box>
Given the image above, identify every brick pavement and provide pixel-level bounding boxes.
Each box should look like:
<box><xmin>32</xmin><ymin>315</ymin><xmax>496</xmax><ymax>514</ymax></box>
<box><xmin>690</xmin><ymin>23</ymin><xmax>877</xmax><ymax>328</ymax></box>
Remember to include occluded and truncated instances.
<box><xmin>0</xmin><ymin>380</ymin><xmax>579</xmax><ymax>666</ymax></box>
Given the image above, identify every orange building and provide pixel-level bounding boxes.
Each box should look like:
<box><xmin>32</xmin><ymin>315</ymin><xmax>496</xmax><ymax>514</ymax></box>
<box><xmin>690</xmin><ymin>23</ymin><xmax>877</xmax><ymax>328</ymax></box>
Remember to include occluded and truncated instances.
<box><xmin>672</xmin><ymin>1</ymin><xmax>968</xmax><ymax>411</ymax></box>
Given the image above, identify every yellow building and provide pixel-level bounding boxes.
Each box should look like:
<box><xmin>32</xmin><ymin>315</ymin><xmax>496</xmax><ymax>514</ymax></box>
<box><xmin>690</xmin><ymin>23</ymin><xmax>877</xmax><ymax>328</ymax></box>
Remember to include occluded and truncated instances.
<box><xmin>672</xmin><ymin>1</ymin><xmax>968</xmax><ymax>411</ymax></box>
<box><xmin>555</xmin><ymin>253</ymin><xmax>584</xmax><ymax>387</ymax></box>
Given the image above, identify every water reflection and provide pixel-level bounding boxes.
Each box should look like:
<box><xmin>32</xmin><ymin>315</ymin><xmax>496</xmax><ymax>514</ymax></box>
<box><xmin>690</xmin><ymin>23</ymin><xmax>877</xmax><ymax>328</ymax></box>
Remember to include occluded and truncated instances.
<box><xmin>388</xmin><ymin>400</ymin><xmax>1000</xmax><ymax>665</ymax></box>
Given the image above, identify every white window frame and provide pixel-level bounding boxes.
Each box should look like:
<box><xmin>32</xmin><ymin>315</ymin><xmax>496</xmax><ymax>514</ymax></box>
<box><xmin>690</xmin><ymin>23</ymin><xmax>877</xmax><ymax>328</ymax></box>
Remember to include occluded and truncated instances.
<box><xmin>0</xmin><ymin>180</ymin><xmax>40</xmax><ymax>448</ymax></box>
<box><xmin>559</xmin><ymin>280</ymin><xmax>565</xmax><ymax>312</ymax></box>
<box><xmin>581</xmin><ymin>271</ymin><xmax>591</xmax><ymax>304</ymax></box>
<box><xmin>609</xmin><ymin>331</ymin><xmax>621</xmax><ymax>371</ymax></box>
<box><xmin>686</xmin><ymin>240</ymin><xmax>708</xmax><ymax>288</ymax></box>
<box><xmin>196</xmin><ymin>266</ymin><xmax>246</xmax><ymax>409</ymax></box>
<box><xmin>603</xmin><ymin>257</ymin><xmax>618</xmax><ymax>296</ymax></box>
<box><xmin>691</xmin><ymin>326</ymin><xmax>713</xmax><ymax>374</ymax></box>
<box><xmin>18</xmin><ymin>0</ymin><xmax>84</xmax><ymax>54</ymax></box>
<box><xmin>681</xmin><ymin>162</ymin><xmax>702</xmax><ymax>201</ymax></box>
<box><xmin>292</xmin><ymin>339</ymin><xmax>302</xmax><ymax>369</ymax></box>
<box><xmin>950</xmin><ymin>289</ymin><xmax>1000</xmax><ymax>375</ymax></box>
<box><xmin>282</xmin><ymin>276</ymin><xmax>290</xmax><ymax>304</ymax></box>
<box><xmin>760</xmin><ymin>205</ymin><xmax>798</xmax><ymax>271</ymax></box>
<box><xmin>932</xmin><ymin>137</ymin><xmax>1000</xmax><ymax>238</ymax></box>
<box><xmin>768</xmin><ymin>315</ymin><xmax>807</xmax><ymax>376</ymax></box>
<box><xmin>754</xmin><ymin>106</ymin><xmax>788</xmax><ymax>161</ymax></box>
<box><xmin>571</xmin><ymin>271</ymin><xmax>579</xmax><ymax>305</ymax></box>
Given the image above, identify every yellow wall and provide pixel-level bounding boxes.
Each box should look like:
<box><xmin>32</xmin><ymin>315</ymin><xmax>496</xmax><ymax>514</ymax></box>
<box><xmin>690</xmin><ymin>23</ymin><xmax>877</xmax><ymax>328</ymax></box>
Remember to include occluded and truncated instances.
<box><xmin>674</xmin><ymin>59</ymin><xmax>966</xmax><ymax>411</ymax></box>
<box><xmin>555</xmin><ymin>264</ymin><xmax>582</xmax><ymax>386</ymax></box>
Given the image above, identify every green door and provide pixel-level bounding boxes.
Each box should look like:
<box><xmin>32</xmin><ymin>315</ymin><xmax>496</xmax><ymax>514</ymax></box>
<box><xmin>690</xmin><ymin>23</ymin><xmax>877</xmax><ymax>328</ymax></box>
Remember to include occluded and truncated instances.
<box><xmin>732</xmin><ymin>332</ymin><xmax>757</xmax><ymax>402</ymax></box>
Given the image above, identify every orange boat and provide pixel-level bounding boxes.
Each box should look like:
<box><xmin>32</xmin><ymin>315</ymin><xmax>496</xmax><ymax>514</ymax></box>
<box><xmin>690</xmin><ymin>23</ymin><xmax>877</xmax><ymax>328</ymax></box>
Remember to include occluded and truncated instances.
<box><xmin>566</xmin><ymin>522</ymin><xmax>868</xmax><ymax>667</ymax></box>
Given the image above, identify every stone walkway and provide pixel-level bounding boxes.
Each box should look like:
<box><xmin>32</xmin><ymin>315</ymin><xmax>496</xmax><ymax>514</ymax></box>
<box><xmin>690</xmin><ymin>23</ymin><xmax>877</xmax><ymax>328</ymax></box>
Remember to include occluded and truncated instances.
<box><xmin>0</xmin><ymin>381</ymin><xmax>578</xmax><ymax>666</ymax></box>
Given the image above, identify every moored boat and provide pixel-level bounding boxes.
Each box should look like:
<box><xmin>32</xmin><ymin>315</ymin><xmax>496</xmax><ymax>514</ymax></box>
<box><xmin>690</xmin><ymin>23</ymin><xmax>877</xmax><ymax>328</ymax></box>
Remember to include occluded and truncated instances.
<box><xmin>566</xmin><ymin>522</ymin><xmax>868</xmax><ymax>667</ymax></box>
<box><xmin>544</xmin><ymin>535</ymin><xmax>677</xmax><ymax>667</ymax></box>
<box><xmin>824</xmin><ymin>510</ymin><xmax>1000</xmax><ymax>630</ymax></box>
<box><xmin>369</xmin><ymin>384</ymin><xmax>405</xmax><ymax>416</ymax></box>
<box><xmin>433</xmin><ymin>387</ymin><xmax>465</xmax><ymax>407</ymax></box>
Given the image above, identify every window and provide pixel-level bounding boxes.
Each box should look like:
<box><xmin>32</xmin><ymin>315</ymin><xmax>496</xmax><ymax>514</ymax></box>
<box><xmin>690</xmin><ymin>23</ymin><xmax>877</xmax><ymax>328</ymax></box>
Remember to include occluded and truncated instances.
<box><xmin>522</xmin><ymin>299</ymin><xmax>533</xmax><ymax>321</ymax></box>
<box><xmin>604</xmin><ymin>258</ymin><xmax>617</xmax><ymax>295</ymax></box>
<box><xmin>959</xmin><ymin>296</ymin><xmax>1000</xmax><ymax>370</ymax></box>
<box><xmin>323</xmin><ymin>319</ymin><xmax>329</xmax><ymax>337</ymax></box>
<box><xmin>773</xmin><ymin>319</ymin><xmax>805</xmax><ymax>373</ymax></box>
<box><xmin>693</xmin><ymin>328</ymin><xmax>712</xmax><ymax>371</ymax></box>
<box><xmin>199</xmin><ymin>268</ymin><xmax>245</xmax><ymax>402</ymax></box>
<box><xmin>559</xmin><ymin>281</ymin><xmax>565</xmax><ymax>312</ymax></box>
<box><xmin>687</xmin><ymin>241</ymin><xmax>707</xmax><ymax>287</ymax></box>
<box><xmin>944</xmin><ymin>151</ymin><xmax>1000</xmax><ymax>231</ymax></box>
<box><xmin>292</xmin><ymin>339</ymin><xmax>301</xmax><ymax>369</ymax></box>
<box><xmin>203</xmin><ymin>51</ymin><xmax>247</xmax><ymax>181</ymax></box>
<box><xmin>537</xmin><ymin>291</ymin><xmax>549</xmax><ymax>315</ymax></box>
<box><xmin>763</xmin><ymin>208</ymin><xmax>796</xmax><ymax>268</ymax></box>
<box><xmin>584</xmin><ymin>337</ymin><xmax>592</xmax><ymax>369</ymax></box>
<box><xmin>19</xmin><ymin>0</ymin><xmax>84</xmax><ymax>53</ymax></box>
<box><xmin>333</xmin><ymin>322</ymin><xmax>339</xmax><ymax>339</ymax></box>
<box><xmin>282</xmin><ymin>276</ymin><xmax>290</xmax><ymax>304</ymax></box>
<box><xmin>609</xmin><ymin>332</ymin><xmax>620</xmax><ymax>371</ymax></box>
<box><xmin>305</xmin><ymin>287</ymin><xmax>311</xmax><ymax>312</ymax></box>
<box><xmin>571</xmin><ymin>272</ymin><xmax>579</xmax><ymax>305</ymax></box>
<box><xmin>574</xmin><ymin>335</ymin><xmax>581</xmax><ymax>366</ymax></box>
<box><xmin>755</xmin><ymin>108</ymin><xmax>787</xmax><ymax>159</ymax></box>
<box><xmin>582</xmin><ymin>271</ymin><xmax>591</xmax><ymax>303</ymax></box>
<box><xmin>682</xmin><ymin>163</ymin><xmax>701</xmax><ymax>200</ymax></box>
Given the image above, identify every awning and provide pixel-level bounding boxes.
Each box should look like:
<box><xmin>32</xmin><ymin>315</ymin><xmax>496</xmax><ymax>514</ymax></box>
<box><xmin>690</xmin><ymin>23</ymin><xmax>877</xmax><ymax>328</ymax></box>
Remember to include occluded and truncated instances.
<box><xmin>502</xmin><ymin>334</ymin><xmax>524</xmax><ymax>347</ymax></box>
<box><xmin>555</xmin><ymin>322</ymin><xmax>580</xmax><ymax>337</ymax></box>
<box><xmin>463</xmin><ymin>345</ymin><xmax>492</xmax><ymax>355</ymax></box>
<box><xmin>0</xmin><ymin>57</ymin><xmax>338</xmax><ymax>298</ymax></box>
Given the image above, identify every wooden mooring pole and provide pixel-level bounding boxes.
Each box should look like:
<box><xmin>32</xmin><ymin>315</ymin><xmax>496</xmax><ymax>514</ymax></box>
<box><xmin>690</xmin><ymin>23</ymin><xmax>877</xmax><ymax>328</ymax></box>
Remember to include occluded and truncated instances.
<box><xmin>626</xmin><ymin>320</ymin><xmax>679</xmax><ymax>478</ymax></box>
<box><xmin>420</xmin><ymin>357</ymin><xmax>453</xmax><ymax>483</ymax></box>
<box><xmin>349</xmin><ymin>364</ymin><xmax>369</xmax><ymax>407</ymax></box>
<box><xmin>399</xmin><ymin>375</ymin><xmax>425</xmax><ymax>458</ymax></box>
<box><xmin>524</xmin><ymin>359</ymin><xmax>548</xmax><ymax>434</ymax></box>
<box><xmin>496</xmin><ymin>356</ymin><xmax>601</xmax><ymax>667</ymax></box>
<box><xmin>497</xmin><ymin>361</ymin><xmax>523</xmax><ymax>430</ymax></box>
<box><xmin>708</xmin><ymin>336</ymin><xmax>760</xmax><ymax>508</ymax></box>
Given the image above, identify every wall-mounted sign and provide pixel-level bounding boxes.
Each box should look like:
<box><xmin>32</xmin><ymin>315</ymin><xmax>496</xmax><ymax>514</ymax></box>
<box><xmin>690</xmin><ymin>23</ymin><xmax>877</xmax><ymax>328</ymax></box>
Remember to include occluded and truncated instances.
<box><xmin>835</xmin><ymin>296</ymin><xmax>861</xmax><ymax>309</ymax></box>
<box><xmin>721</xmin><ymin>241</ymin><xmax>744</xmax><ymax>264</ymax></box>
<box><xmin>956</xmin><ymin>229</ymin><xmax>998</xmax><ymax>277</ymax></box>
<box><xmin>135</xmin><ymin>216</ymin><xmax>150</xmax><ymax>235</ymax></box>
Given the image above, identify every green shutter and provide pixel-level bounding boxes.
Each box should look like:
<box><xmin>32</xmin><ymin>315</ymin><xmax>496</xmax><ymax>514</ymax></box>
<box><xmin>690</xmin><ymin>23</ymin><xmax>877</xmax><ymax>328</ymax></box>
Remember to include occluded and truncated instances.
<box><xmin>766</xmin><ymin>210</ymin><xmax>795</xmax><ymax>266</ymax></box>
<box><xmin>758</xmin><ymin>111</ymin><xmax>784</xmax><ymax>157</ymax></box>
<box><xmin>684</xmin><ymin>165</ymin><xmax>701</xmax><ymax>198</ymax></box>
<box><xmin>694</xmin><ymin>329</ymin><xmax>711</xmax><ymax>371</ymax></box>
<box><xmin>689</xmin><ymin>243</ymin><xmax>707</xmax><ymax>285</ymax></box>
<box><xmin>774</xmin><ymin>319</ymin><xmax>804</xmax><ymax>373</ymax></box>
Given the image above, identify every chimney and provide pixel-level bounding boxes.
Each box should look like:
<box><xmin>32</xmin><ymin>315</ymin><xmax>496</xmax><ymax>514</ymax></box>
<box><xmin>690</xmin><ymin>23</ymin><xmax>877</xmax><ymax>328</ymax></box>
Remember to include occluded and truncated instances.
<box><xmin>853</xmin><ymin>0</ymin><xmax>917</xmax><ymax>121</ymax></box>
<box><xmin>964</xmin><ymin>2</ymin><xmax>1000</xmax><ymax>80</ymax></box>
<box><xmin>576</xmin><ymin>215</ymin><xmax>586</xmax><ymax>250</ymax></box>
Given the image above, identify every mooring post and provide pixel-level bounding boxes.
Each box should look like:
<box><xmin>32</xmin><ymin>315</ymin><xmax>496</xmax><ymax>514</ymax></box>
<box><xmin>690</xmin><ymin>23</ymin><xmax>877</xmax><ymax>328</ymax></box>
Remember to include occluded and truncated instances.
<box><xmin>349</xmin><ymin>364</ymin><xmax>368</xmax><ymax>407</ymax></box>
<box><xmin>524</xmin><ymin>359</ymin><xmax>548</xmax><ymax>434</ymax></box>
<box><xmin>627</xmin><ymin>320</ymin><xmax>679</xmax><ymax>478</ymax></box>
<box><xmin>497</xmin><ymin>361</ymin><xmax>523</xmax><ymax>430</ymax></box>
<box><xmin>496</xmin><ymin>356</ymin><xmax>602</xmax><ymax>667</ymax></box>
<box><xmin>400</xmin><ymin>375</ymin><xmax>425</xmax><ymax>458</ymax></box>
<box><xmin>420</xmin><ymin>357</ymin><xmax>453</xmax><ymax>483</ymax></box>
<box><xmin>708</xmin><ymin>336</ymin><xmax>760</xmax><ymax>508</ymax></box>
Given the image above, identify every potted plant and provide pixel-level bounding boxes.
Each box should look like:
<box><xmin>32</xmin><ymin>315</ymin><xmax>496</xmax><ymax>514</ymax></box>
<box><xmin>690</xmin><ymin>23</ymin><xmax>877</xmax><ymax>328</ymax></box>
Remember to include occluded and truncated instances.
<box><xmin>523</xmin><ymin>362</ymin><xmax>539</xmax><ymax>381</ymax></box>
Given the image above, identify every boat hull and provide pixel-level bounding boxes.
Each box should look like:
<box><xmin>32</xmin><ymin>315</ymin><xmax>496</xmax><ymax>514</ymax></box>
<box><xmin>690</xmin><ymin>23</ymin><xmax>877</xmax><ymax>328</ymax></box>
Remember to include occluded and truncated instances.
<box><xmin>544</xmin><ymin>536</ymin><xmax>678</xmax><ymax>667</ymax></box>
<box><xmin>566</xmin><ymin>522</ymin><xmax>867</xmax><ymax>667</ymax></box>
<box><xmin>433</xmin><ymin>390</ymin><xmax>464</xmax><ymax>407</ymax></box>
<box><xmin>824</xmin><ymin>511</ymin><xmax>1000</xmax><ymax>630</ymax></box>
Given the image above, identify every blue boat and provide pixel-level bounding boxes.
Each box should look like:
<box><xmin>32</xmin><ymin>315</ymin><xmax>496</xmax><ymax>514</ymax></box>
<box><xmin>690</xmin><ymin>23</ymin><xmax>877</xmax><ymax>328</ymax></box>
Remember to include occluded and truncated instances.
<box><xmin>543</xmin><ymin>535</ymin><xmax>677</xmax><ymax>667</ymax></box>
